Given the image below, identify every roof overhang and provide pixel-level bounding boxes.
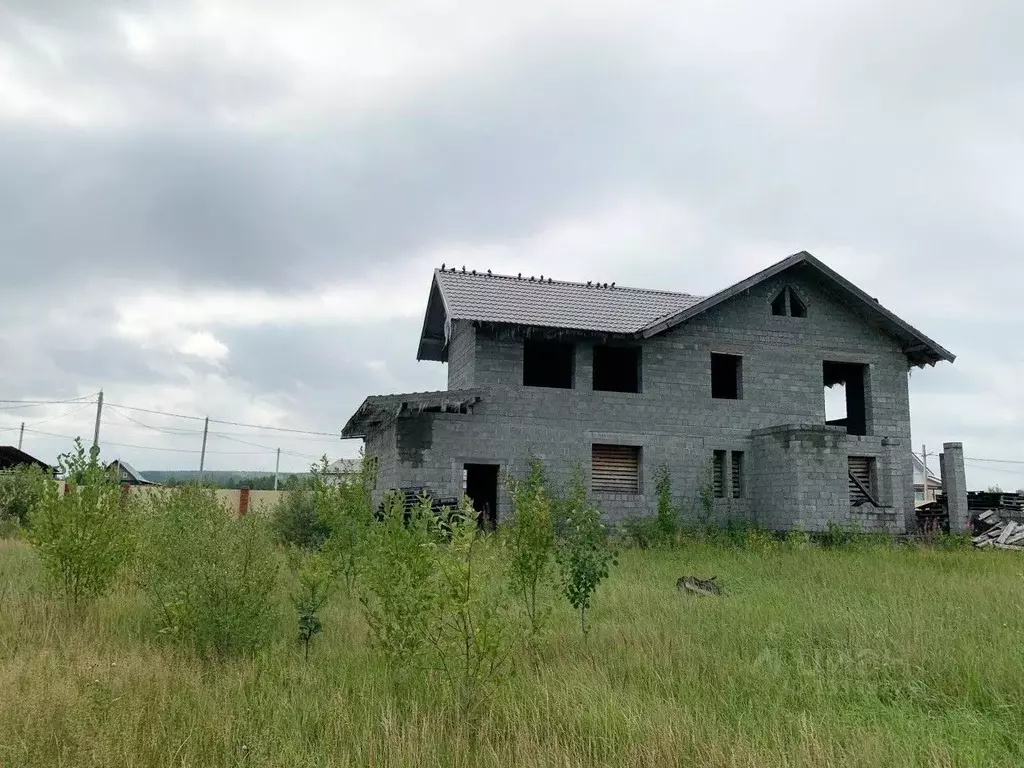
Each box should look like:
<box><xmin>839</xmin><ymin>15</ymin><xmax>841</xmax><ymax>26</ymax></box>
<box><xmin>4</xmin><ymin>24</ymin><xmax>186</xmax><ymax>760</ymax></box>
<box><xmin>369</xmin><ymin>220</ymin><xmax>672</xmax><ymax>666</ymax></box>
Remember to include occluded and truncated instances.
<box><xmin>638</xmin><ymin>251</ymin><xmax>955</xmax><ymax>368</ymax></box>
<box><xmin>342</xmin><ymin>389</ymin><xmax>483</xmax><ymax>438</ymax></box>
<box><xmin>416</xmin><ymin>274</ymin><xmax>450</xmax><ymax>362</ymax></box>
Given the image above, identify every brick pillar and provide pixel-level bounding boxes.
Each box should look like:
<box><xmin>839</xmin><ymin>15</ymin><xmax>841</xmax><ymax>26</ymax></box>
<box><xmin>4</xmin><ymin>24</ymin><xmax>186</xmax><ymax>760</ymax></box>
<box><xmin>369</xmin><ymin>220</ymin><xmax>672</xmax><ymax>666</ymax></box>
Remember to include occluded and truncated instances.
<box><xmin>942</xmin><ymin>442</ymin><xmax>969</xmax><ymax>533</ymax></box>
<box><xmin>239</xmin><ymin>487</ymin><xmax>251</xmax><ymax>518</ymax></box>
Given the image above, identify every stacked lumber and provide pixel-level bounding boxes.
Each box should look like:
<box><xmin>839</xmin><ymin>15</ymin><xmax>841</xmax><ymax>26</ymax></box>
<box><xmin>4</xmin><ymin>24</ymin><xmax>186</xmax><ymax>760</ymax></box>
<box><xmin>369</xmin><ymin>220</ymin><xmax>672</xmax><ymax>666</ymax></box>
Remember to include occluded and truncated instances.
<box><xmin>972</xmin><ymin>511</ymin><xmax>1024</xmax><ymax>551</ymax></box>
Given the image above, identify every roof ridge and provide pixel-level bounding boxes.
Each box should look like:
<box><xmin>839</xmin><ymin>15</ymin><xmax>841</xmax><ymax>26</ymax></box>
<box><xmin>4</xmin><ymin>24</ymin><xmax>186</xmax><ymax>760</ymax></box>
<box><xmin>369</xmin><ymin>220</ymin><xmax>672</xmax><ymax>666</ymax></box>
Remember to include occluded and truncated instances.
<box><xmin>434</xmin><ymin>267</ymin><xmax>702</xmax><ymax>299</ymax></box>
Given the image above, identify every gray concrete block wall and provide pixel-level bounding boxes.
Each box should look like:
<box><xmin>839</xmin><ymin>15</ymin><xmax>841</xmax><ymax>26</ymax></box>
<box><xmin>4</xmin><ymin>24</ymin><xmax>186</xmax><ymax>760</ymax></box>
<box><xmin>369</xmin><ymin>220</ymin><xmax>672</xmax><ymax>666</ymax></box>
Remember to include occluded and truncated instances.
<box><xmin>366</xmin><ymin>268</ymin><xmax>920</xmax><ymax>529</ymax></box>
<box><xmin>446</xmin><ymin>321</ymin><xmax>476</xmax><ymax>389</ymax></box>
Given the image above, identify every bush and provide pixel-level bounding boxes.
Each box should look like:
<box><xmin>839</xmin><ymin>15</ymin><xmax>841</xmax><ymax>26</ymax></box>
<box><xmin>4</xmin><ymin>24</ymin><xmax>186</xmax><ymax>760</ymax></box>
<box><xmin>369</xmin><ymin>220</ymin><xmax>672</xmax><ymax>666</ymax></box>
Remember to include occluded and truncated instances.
<box><xmin>654</xmin><ymin>465</ymin><xmax>679</xmax><ymax>542</ymax></box>
<box><xmin>140</xmin><ymin>485</ymin><xmax>279</xmax><ymax>657</ymax></box>
<box><xmin>359</xmin><ymin>492</ymin><xmax>440</xmax><ymax>668</ymax></box>
<box><xmin>314</xmin><ymin>454</ymin><xmax>376</xmax><ymax>591</ymax></box>
<box><xmin>28</xmin><ymin>440</ymin><xmax>137</xmax><ymax>606</ymax></box>
<box><xmin>0</xmin><ymin>464</ymin><xmax>48</xmax><ymax>529</ymax></box>
<box><xmin>820</xmin><ymin>520</ymin><xmax>861</xmax><ymax>549</ymax></box>
<box><xmin>272</xmin><ymin>478</ymin><xmax>330</xmax><ymax>550</ymax></box>
<box><xmin>620</xmin><ymin>516</ymin><xmax>661</xmax><ymax>549</ymax></box>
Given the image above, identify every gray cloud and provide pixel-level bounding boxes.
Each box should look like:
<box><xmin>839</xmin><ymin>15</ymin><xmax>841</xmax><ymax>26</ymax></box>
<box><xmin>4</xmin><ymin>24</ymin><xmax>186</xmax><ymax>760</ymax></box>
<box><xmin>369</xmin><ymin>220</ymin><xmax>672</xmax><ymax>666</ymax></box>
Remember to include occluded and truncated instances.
<box><xmin>0</xmin><ymin>0</ymin><xmax>1021</xmax><ymax>484</ymax></box>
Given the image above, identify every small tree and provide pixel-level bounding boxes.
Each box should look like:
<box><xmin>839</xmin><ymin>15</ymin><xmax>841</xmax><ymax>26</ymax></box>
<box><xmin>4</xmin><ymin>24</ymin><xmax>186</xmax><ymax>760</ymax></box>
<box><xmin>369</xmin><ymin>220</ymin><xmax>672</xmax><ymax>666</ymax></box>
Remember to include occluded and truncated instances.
<box><xmin>271</xmin><ymin>476</ymin><xmax>329</xmax><ymax>550</ymax></box>
<box><xmin>428</xmin><ymin>498</ymin><xmax>518</xmax><ymax>721</ymax></box>
<box><xmin>139</xmin><ymin>485</ymin><xmax>279</xmax><ymax>657</ymax></box>
<box><xmin>359</xmin><ymin>492</ymin><xmax>439</xmax><ymax>669</ymax></box>
<box><xmin>293</xmin><ymin>554</ymin><xmax>334</xmax><ymax>660</ymax></box>
<box><xmin>555</xmin><ymin>468</ymin><xmax>616</xmax><ymax>638</ymax></box>
<box><xmin>315</xmin><ymin>453</ymin><xmax>376</xmax><ymax>591</ymax></box>
<box><xmin>654</xmin><ymin>464</ymin><xmax>678</xmax><ymax>544</ymax></box>
<box><xmin>29</xmin><ymin>439</ymin><xmax>137</xmax><ymax>606</ymax></box>
<box><xmin>505</xmin><ymin>457</ymin><xmax>556</xmax><ymax>633</ymax></box>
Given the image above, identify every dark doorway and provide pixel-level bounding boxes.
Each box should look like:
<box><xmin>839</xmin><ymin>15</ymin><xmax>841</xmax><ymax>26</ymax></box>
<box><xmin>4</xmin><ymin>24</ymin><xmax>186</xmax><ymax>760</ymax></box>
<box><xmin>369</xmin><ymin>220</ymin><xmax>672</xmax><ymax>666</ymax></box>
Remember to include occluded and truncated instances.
<box><xmin>464</xmin><ymin>463</ymin><xmax>499</xmax><ymax>529</ymax></box>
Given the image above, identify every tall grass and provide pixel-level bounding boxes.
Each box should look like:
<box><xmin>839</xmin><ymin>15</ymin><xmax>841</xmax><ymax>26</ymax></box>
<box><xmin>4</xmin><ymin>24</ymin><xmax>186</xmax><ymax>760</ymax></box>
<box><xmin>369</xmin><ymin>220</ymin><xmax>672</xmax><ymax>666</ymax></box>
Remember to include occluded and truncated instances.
<box><xmin>1</xmin><ymin>536</ymin><xmax>1022</xmax><ymax>767</ymax></box>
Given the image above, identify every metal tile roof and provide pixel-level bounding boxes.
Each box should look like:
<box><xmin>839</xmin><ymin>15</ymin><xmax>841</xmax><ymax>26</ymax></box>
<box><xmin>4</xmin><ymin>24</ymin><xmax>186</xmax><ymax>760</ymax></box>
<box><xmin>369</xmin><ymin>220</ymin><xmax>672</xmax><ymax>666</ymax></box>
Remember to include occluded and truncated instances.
<box><xmin>434</xmin><ymin>269</ymin><xmax>704</xmax><ymax>334</ymax></box>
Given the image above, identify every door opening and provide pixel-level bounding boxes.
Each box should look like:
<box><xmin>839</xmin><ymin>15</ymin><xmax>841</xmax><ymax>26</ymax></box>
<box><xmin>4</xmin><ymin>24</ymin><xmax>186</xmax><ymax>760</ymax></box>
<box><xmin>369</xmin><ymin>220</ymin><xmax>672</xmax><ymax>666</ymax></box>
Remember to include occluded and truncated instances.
<box><xmin>463</xmin><ymin>463</ymin><xmax>499</xmax><ymax>529</ymax></box>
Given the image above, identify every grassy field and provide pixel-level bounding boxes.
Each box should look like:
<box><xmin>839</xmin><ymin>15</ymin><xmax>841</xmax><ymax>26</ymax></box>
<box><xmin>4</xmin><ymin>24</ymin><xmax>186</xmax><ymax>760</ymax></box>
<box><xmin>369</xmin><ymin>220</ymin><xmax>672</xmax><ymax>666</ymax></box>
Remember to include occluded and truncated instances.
<box><xmin>1</xmin><ymin>535</ymin><xmax>1023</xmax><ymax>767</ymax></box>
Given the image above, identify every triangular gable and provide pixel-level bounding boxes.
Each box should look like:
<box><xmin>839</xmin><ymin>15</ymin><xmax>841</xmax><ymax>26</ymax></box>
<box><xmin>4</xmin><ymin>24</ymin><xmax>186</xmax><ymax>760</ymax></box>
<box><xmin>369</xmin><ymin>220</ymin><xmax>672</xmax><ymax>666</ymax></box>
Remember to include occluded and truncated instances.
<box><xmin>639</xmin><ymin>251</ymin><xmax>955</xmax><ymax>368</ymax></box>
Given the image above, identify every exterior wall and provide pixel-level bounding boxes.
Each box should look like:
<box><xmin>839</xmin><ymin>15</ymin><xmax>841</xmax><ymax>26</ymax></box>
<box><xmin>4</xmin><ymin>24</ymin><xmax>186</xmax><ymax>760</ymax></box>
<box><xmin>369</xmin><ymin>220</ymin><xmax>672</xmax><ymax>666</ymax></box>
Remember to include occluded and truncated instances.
<box><xmin>369</xmin><ymin>271</ymin><xmax>917</xmax><ymax>530</ymax></box>
<box><xmin>447</xmin><ymin>321</ymin><xmax>476</xmax><ymax>389</ymax></box>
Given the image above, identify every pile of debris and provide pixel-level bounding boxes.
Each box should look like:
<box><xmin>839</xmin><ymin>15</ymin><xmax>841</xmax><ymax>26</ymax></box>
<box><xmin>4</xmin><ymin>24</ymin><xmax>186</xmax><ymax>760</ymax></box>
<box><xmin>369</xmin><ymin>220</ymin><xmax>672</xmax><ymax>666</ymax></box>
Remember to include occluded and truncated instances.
<box><xmin>972</xmin><ymin>511</ymin><xmax>1024</xmax><ymax>551</ymax></box>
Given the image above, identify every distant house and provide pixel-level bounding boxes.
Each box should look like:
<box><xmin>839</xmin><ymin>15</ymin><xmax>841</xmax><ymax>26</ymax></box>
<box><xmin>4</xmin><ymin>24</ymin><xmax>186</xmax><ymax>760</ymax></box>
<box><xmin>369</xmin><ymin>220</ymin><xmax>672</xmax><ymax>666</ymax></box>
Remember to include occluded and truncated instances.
<box><xmin>324</xmin><ymin>458</ymin><xmax>363</xmax><ymax>485</ymax></box>
<box><xmin>106</xmin><ymin>459</ymin><xmax>157</xmax><ymax>486</ymax></box>
<box><xmin>0</xmin><ymin>446</ymin><xmax>54</xmax><ymax>473</ymax></box>
<box><xmin>912</xmin><ymin>453</ymin><xmax>942</xmax><ymax>506</ymax></box>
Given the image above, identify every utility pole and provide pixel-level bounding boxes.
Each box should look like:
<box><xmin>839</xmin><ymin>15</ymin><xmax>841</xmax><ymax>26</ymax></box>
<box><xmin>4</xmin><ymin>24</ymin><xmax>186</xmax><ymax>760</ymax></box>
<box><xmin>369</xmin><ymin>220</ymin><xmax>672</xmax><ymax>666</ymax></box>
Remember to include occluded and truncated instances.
<box><xmin>17</xmin><ymin>422</ymin><xmax>24</xmax><ymax>450</ymax></box>
<box><xmin>92</xmin><ymin>390</ymin><xmax>104</xmax><ymax>457</ymax></box>
<box><xmin>199</xmin><ymin>416</ymin><xmax>209</xmax><ymax>482</ymax></box>
<box><xmin>274</xmin><ymin>447</ymin><xmax>281</xmax><ymax>491</ymax></box>
<box><xmin>921</xmin><ymin>443</ymin><xmax>928</xmax><ymax>504</ymax></box>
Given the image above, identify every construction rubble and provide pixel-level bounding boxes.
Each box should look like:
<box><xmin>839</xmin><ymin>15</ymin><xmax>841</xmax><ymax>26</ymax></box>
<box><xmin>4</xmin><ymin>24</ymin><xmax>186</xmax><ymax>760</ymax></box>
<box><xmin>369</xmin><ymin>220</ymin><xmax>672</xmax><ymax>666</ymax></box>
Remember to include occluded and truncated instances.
<box><xmin>972</xmin><ymin>511</ymin><xmax>1024</xmax><ymax>551</ymax></box>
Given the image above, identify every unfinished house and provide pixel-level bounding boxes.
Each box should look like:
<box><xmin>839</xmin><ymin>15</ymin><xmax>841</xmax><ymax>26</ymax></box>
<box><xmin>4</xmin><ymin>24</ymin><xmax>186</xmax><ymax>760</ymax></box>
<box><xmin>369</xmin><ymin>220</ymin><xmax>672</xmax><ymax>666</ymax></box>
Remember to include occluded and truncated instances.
<box><xmin>342</xmin><ymin>252</ymin><xmax>955</xmax><ymax>533</ymax></box>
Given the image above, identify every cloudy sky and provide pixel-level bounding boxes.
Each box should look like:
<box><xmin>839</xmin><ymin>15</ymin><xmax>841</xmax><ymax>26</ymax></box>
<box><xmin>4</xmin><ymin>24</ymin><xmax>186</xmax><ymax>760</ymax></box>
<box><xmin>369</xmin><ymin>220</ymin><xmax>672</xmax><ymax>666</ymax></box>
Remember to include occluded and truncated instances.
<box><xmin>0</xmin><ymin>0</ymin><xmax>1020</xmax><ymax>487</ymax></box>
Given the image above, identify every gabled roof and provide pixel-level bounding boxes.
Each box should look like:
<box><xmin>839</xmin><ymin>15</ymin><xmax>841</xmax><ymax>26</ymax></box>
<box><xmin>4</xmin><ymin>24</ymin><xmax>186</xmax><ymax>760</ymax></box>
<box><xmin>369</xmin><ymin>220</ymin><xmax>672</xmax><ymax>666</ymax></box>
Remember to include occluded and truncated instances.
<box><xmin>106</xmin><ymin>459</ymin><xmax>157</xmax><ymax>485</ymax></box>
<box><xmin>0</xmin><ymin>445</ymin><xmax>54</xmax><ymax>472</ymax></box>
<box><xmin>416</xmin><ymin>252</ymin><xmax>954</xmax><ymax>368</ymax></box>
<box><xmin>417</xmin><ymin>269</ymin><xmax>702</xmax><ymax>361</ymax></box>
<box><xmin>640</xmin><ymin>251</ymin><xmax>954</xmax><ymax>367</ymax></box>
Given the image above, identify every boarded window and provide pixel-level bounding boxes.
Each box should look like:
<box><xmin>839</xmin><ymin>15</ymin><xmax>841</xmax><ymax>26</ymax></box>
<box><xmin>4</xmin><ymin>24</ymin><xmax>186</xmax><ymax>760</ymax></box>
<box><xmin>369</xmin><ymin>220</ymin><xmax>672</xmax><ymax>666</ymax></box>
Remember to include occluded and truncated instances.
<box><xmin>593</xmin><ymin>345</ymin><xmax>641</xmax><ymax>393</ymax></box>
<box><xmin>592</xmin><ymin>444</ymin><xmax>641</xmax><ymax>494</ymax></box>
<box><xmin>711</xmin><ymin>353</ymin><xmax>742</xmax><ymax>400</ymax></box>
<box><xmin>731</xmin><ymin>451</ymin><xmax>744</xmax><ymax>498</ymax></box>
<box><xmin>712</xmin><ymin>450</ymin><xmax>726</xmax><ymax>498</ymax></box>
<box><xmin>523</xmin><ymin>340</ymin><xmax>574</xmax><ymax>388</ymax></box>
<box><xmin>848</xmin><ymin>456</ymin><xmax>876</xmax><ymax>505</ymax></box>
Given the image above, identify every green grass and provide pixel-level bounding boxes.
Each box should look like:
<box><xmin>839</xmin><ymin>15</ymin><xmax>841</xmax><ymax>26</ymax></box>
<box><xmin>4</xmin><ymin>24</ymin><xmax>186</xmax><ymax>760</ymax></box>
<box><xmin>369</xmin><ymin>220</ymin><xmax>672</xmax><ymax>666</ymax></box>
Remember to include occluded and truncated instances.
<box><xmin>1</xmin><ymin>535</ymin><xmax>1022</xmax><ymax>767</ymax></box>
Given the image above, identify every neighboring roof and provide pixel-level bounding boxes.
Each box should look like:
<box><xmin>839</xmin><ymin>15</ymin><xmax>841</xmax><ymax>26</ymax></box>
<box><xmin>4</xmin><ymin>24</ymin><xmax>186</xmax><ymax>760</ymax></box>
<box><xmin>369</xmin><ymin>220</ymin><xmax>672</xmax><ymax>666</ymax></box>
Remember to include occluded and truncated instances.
<box><xmin>640</xmin><ymin>252</ymin><xmax>955</xmax><ymax>367</ymax></box>
<box><xmin>912</xmin><ymin>453</ymin><xmax>943</xmax><ymax>487</ymax></box>
<box><xmin>327</xmin><ymin>458</ymin><xmax>362</xmax><ymax>474</ymax></box>
<box><xmin>342</xmin><ymin>390</ymin><xmax>483</xmax><ymax>438</ymax></box>
<box><xmin>106</xmin><ymin>459</ymin><xmax>157</xmax><ymax>485</ymax></box>
<box><xmin>417</xmin><ymin>268</ymin><xmax>703</xmax><ymax>360</ymax></box>
<box><xmin>0</xmin><ymin>446</ymin><xmax>54</xmax><ymax>472</ymax></box>
<box><xmin>416</xmin><ymin>252</ymin><xmax>955</xmax><ymax>368</ymax></box>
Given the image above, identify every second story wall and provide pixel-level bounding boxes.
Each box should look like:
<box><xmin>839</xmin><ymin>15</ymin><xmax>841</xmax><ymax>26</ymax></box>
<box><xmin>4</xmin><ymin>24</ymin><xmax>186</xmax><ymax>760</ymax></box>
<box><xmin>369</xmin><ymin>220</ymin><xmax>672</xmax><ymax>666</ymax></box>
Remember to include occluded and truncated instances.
<box><xmin>453</xmin><ymin>270</ymin><xmax>912</xmax><ymax>441</ymax></box>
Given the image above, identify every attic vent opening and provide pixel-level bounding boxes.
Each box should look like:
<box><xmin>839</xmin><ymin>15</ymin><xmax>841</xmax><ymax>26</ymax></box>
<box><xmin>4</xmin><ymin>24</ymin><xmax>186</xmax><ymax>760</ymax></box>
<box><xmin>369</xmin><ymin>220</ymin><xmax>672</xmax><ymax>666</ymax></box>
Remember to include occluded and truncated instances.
<box><xmin>771</xmin><ymin>287</ymin><xmax>807</xmax><ymax>318</ymax></box>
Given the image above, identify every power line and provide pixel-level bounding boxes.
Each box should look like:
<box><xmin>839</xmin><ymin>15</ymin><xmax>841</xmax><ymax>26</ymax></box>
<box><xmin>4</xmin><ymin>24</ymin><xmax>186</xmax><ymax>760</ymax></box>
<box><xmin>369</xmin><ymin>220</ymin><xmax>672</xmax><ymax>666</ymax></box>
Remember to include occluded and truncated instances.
<box><xmin>22</xmin><ymin>428</ymin><xmax>271</xmax><ymax>456</ymax></box>
<box><xmin>0</xmin><ymin>393</ymin><xmax>98</xmax><ymax>411</ymax></box>
<box><xmin>105</xmin><ymin>401</ymin><xmax>341</xmax><ymax>438</ymax></box>
<box><xmin>105</xmin><ymin>406</ymin><xmax>204</xmax><ymax>436</ymax></box>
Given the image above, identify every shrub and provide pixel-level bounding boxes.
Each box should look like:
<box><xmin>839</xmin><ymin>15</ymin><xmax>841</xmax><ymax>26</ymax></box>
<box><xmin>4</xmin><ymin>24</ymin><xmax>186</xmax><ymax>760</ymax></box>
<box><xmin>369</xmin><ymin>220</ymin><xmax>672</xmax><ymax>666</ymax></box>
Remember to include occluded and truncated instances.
<box><xmin>505</xmin><ymin>457</ymin><xmax>556</xmax><ymax>633</ymax></box>
<box><xmin>0</xmin><ymin>464</ymin><xmax>48</xmax><ymax>529</ymax></box>
<box><xmin>555</xmin><ymin>468</ymin><xmax>616</xmax><ymax>637</ymax></box>
<box><xmin>359</xmin><ymin>492</ymin><xmax>440</xmax><ymax>668</ymax></box>
<box><xmin>654</xmin><ymin>465</ymin><xmax>679</xmax><ymax>543</ymax></box>
<box><xmin>28</xmin><ymin>440</ymin><xmax>137</xmax><ymax>606</ymax></box>
<box><xmin>272</xmin><ymin>477</ymin><xmax>329</xmax><ymax>550</ymax></box>
<box><xmin>820</xmin><ymin>520</ymin><xmax>861</xmax><ymax>549</ymax></box>
<box><xmin>314</xmin><ymin>454</ymin><xmax>376</xmax><ymax>591</ymax></box>
<box><xmin>429</xmin><ymin>498</ymin><xmax>518</xmax><ymax>720</ymax></box>
<box><xmin>621</xmin><ymin>516</ymin><xmax>660</xmax><ymax>549</ymax></box>
<box><xmin>292</xmin><ymin>554</ymin><xmax>334</xmax><ymax>660</ymax></box>
<box><xmin>139</xmin><ymin>485</ymin><xmax>279</xmax><ymax>657</ymax></box>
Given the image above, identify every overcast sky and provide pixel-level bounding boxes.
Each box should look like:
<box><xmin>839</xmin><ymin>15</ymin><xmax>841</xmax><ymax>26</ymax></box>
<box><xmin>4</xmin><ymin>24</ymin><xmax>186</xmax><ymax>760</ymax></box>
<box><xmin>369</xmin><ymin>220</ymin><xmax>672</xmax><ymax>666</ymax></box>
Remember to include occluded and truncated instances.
<box><xmin>0</xmin><ymin>0</ymin><xmax>1020</xmax><ymax>488</ymax></box>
